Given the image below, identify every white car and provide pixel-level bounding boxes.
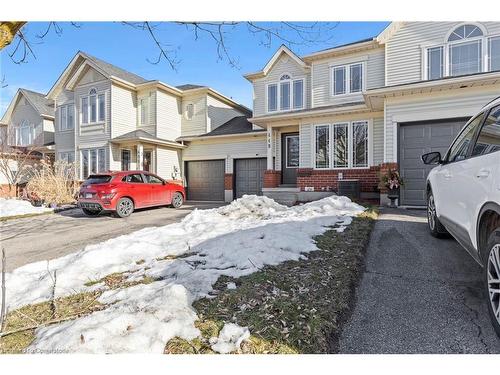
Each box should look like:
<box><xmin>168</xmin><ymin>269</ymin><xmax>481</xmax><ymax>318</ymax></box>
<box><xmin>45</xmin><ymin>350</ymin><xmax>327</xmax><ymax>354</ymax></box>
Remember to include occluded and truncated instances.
<box><xmin>422</xmin><ymin>96</ymin><xmax>500</xmax><ymax>337</ymax></box>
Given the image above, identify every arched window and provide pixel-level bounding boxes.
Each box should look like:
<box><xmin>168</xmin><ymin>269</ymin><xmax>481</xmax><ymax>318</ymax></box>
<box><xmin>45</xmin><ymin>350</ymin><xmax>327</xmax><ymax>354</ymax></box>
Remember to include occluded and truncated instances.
<box><xmin>89</xmin><ymin>88</ymin><xmax>97</xmax><ymax>95</ymax></box>
<box><xmin>280</xmin><ymin>74</ymin><xmax>291</xmax><ymax>81</ymax></box>
<box><xmin>425</xmin><ymin>23</ymin><xmax>500</xmax><ymax>80</ymax></box>
<box><xmin>448</xmin><ymin>24</ymin><xmax>483</xmax><ymax>42</ymax></box>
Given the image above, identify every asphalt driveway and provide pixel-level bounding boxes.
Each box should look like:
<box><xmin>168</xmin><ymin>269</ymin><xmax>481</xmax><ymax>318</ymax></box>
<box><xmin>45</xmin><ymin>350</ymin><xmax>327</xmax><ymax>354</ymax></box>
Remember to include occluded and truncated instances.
<box><xmin>0</xmin><ymin>201</ymin><xmax>224</xmax><ymax>272</ymax></box>
<box><xmin>339</xmin><ymin>208</ymin><xmax>500</xmax><ymax>353</ymax></box>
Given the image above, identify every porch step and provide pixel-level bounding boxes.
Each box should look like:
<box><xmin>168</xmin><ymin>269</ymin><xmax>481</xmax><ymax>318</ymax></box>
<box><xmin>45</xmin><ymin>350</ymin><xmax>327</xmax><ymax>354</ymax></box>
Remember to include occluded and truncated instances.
<box><xmin>279</xmin><ymin>184</ymin><xmax>297</xmax><ymax>188</ymax></box>
<box><xmin>262</xmin><ymin>191</ymin><xmax>298</xmax><ymax>207</ymax></box>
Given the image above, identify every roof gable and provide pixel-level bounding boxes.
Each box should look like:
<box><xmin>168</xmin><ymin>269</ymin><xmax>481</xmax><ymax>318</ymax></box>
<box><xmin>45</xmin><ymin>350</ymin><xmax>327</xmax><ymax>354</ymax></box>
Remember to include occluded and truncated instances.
<box><xmin>1</xmin><ymin>89</ymin><xmax>54</xmax><ymax>124</ymax></box>
<box><xmin>47</xmin><ymin>51</ymin><xmax>148</xmax><ymax>99</ymax></box>
<box><xmin>244</xmin><ymin>45</ymin><xmax>308</xmax><ymax>80</ymax></box>
<box><xmin>376</xmin><ymin>22</ymin><xmax>405</xmax><ymax>44</ymax></box>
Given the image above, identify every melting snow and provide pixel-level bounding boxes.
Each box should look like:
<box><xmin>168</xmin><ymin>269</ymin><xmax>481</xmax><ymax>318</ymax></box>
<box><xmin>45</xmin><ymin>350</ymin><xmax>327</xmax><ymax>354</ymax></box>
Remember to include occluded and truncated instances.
<box><xmin>0</xmin><ymin>198</ymin><xmax>52</xmax><ymax>218</ymax></box>
<box><xmin>210</xmin><ymin>323</ymin><xmax>250</xmax><ymax>354</ymax></box>
<box><xmin>2</xmin><ymin>195</ymin><xmax>364</xmax><ymax>353</ymax></box>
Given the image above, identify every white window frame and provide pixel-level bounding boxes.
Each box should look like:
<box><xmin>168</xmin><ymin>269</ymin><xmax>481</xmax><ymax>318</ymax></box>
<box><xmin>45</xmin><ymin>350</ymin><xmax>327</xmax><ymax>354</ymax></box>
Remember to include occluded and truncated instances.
<box><xmin>488</xmin><ymin>36</ymin><xmax>500</xmax><ymax>71</ymax></box>
<box><xmin>80</xmin><ymin>147</ymin><xmax>106</xmax><ymax>179</ymax></box>
<box><xmin>423</xmin><ymin>23</ymin><xmax>500</xmax><ymax>80</ymax></box>
<box><xmin>330</xmin><ymin>62</ymin><xmax>366</xmax><ymax>97</ymax></box>
<box><xmin>58</xmin><ymin>103</ymin><xmax>75</xmax><ymax>131</ymax></box>
<box><xmin>15</xmin><ymin>120</ymin><xmax>34</xmax><ymax>146</ymax></box>
<box><xmin>81</xmin><ymin>88</ymin><xmax>106</xmax><ymax>125</ymax></box>
<box><xmin>312</xmin><ymin>120</ymin><xmax>371</xmax><ymax>170</ymax></box>
<box><xmin>265</xmin><ymin>74</ymin><xmax>305</xmax><ymax>113</ymax></box>
<box><xmin>140</xmin><ymin>96</ymin><xmax>150</xmax><ymax>125</ymax></box>
<box><xmin>58</xmin><ymin>151</ymin><xmax>75</xmax><ymax>163</ymax></box>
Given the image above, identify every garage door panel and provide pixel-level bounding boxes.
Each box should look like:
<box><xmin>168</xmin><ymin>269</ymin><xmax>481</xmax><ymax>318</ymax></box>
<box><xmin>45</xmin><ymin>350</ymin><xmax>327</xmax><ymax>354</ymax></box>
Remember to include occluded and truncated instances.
<box><xmin>186</xmin><ymin>160</ymin><xmax>225</xmax><ymax>201</ymax></box>
<box><xmin>234</xmin><ymin>158</ymin><xmax>266</xmax><ymax>199</ymax></box>
<box><xmin>399</xmin><ymin>118</ymin><xmax>467</xmax><ymax>206</ymax></box>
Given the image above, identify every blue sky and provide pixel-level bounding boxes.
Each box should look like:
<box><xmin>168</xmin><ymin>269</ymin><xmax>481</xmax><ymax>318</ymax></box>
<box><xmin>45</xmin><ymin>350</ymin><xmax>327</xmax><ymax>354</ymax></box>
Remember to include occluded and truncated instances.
<box><xmin>0</xmin><ymin>22</ymin><xmax>389</xmax><ymax>113</ymax></box>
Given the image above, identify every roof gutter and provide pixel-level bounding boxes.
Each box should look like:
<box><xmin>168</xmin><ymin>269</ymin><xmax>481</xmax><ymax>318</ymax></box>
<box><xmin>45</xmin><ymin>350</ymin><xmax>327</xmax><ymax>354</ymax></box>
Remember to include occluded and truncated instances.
<box><xmin>110</xmin><ymin>136</ymin><xmax>187</xmax><ymax>149</ymax></box>
<box><xmin>177</xmin><ymin>131</ymin><xmax>266</xmax><ymax>142</ymax></box>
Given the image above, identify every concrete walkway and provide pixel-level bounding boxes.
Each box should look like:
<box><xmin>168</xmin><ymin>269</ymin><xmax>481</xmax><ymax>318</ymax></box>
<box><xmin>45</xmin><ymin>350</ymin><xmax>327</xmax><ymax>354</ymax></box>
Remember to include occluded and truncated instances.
<box><xmin>339</xmin><ymin>208</ymin><xmax>500</xmax><ymax>353</ymax></box>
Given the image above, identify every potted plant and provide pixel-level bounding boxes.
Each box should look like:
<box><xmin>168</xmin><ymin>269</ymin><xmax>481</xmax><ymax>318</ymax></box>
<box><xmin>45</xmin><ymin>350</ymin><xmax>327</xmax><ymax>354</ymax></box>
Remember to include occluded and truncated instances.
<box><xmin>380</xmin><ymin>169</ymin><xmax>404</xmax><ymax>207</ymax></box>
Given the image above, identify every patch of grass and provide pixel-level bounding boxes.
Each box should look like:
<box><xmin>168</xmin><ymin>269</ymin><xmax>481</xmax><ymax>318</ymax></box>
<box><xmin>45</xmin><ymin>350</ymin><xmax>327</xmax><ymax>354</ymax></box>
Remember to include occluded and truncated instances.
<box><xmin>0</xmin><ymin>291</ymin><xmax>103</xmax><ymax>354</ymax></box>
<box><xmin>167</xmin><ymin>213</ymin><xmax>377</xmax><ymax>354</ymax></box>
<box><xmin>0</xmin><ymin>211</ymin><xmax>53</xmax><ymax>222</ymax></box>
<box><xmin>84</xmin><ymin>272</ymin><xmax>156</xmax><ymax>289</ymax></box>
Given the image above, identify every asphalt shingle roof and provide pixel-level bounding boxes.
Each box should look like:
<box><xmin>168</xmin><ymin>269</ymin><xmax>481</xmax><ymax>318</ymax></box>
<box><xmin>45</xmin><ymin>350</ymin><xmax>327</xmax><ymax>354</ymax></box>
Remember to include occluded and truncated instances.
<box><xmin>19</xmin><ymin>89</ymin><xmax>54</xmax><ymax>117</ymax></box>
<box><xmin>80</xmin><ymin>51</ymin><xmax>148</xmax><ymax>85</ymax></box>
<box><xmin>175</xmin><ymin>84</ymin><xmax>205</xmax><ymax>91</ymax></box>
<box><xmin>202</xmin><ymin>116</ymin><xmax>265</xmax><ymax>137</ymax></box>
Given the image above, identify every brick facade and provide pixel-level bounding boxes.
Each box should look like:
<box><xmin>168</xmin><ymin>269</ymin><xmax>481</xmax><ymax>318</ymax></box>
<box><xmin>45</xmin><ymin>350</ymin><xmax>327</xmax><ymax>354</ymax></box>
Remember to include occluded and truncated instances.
<box><xmin>263</xmin><ymin>170</ymin><xmax>281</xmax><ymax>188</ymax></box>
<box><xmin>296</xmin><ymin>166</ymin><xmax>381</xmax><ymax>193</ymax></box>
<box><xmin>224</xmin><ymin>174</ymin><xmax>233</xmax><ymax>190</ymax></box>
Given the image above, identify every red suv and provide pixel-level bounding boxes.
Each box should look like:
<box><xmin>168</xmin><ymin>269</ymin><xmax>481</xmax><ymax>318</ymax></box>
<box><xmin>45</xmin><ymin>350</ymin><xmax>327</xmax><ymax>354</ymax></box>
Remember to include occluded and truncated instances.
<box><xmin>78</xmin><ymin>171</ymin><xmax>185</xmax><ymax>218</ymax></box>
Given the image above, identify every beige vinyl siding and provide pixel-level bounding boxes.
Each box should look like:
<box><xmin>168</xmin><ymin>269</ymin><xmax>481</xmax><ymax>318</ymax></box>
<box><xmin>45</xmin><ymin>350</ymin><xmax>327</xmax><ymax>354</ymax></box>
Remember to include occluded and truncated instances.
<box><xmin>43</xmin><ymin>119</ymin><xmax>55</xmax><ymax>145</ymax></box>
<box><xmin>252</xmin><ymin>54</ymin><xmax>310</xmax><ymax>117</ymax></box>
<box><xmin>372</xmin><ymin>117</ymin><xmax>384</xmax><ymax>165</ymax></box>
<box><xmin>311</xmin><ymin>47</ymin><xmax>385</xmax><ymax>107</ymax></box>
<box><xmin>10</xmin><ymin>95</ymin><xmax>44</xmax><ymax>146</ymax></box>
<box><xmin>109</xmin><ymin>144</ymin><xmax>138</xmax><ymax>171</ymax></box>
<box><xmin>180</xmin><ymin>94</ymin><xmax>207</xmax><ymax>136</ymax></box>
<box><xmin>156</xmin><ymin>146</ymin><xmax>182</xmax><ymax>180</ymax></box>
<box><xmin>183</xmin><ymin>136</ymin><xmax>267</xmax><ymax>174</ymax></box>
<box><xmin>111</xmin><ymin>83</ymin><xmax>136</xmax><ymax>138</ymax></box>
<box><xmin>386</xmin><ymin>22</ymin><xmax>500</xmax><ymax>86</ymax></box>
<box><xmin>384</xmin><ymin>86</ymin><xmax>500</xmax><ymax>162</ymax></box>
<box><xmin>206</xmin><ymin>94</ymin><xmax>247</xmax><ymax>132</ymax></box>
<box><xmin>299</xmin><ymin>124</ymin><xmax>312</xmax><ymax>168</ymax></box>
<box><xmin>56</xmin><ymin>90</ymin><xmax>74</xmax><ymax>106</ymax></box>
<box><xmin>77</xmin><ymin>66</ymin><xmax>107</xmax><ymax>86</ymax></box>
<box><xmin>156</xmin><ymin>90</ymin><xmax>182</xmax><ymax>140</ymax></box>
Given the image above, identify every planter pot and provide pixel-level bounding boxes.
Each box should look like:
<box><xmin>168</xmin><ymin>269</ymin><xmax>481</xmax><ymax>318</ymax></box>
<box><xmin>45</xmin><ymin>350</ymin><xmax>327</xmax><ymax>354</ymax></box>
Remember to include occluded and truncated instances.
<box><xmin>387</xmin><ymin>188</ymin><xmax>399</xmax><ymax>208</ymax></box>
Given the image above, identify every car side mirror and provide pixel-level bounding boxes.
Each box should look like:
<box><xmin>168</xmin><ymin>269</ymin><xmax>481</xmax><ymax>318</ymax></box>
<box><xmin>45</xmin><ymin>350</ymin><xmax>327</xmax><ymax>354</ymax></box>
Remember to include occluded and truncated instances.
<box><xmin>162</xmin><ymin>180</ymin><xmax>167</xmax><ymax>185</ymax></box>
<box><xmin>421</xmin><ymin>151</ymin><xmax>442</xmax><ymax>165</ymax></box>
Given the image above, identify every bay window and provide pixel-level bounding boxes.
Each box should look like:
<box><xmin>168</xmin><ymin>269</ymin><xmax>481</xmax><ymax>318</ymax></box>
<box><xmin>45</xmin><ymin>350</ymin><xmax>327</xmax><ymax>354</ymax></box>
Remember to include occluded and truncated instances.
<box><xmin>81</xmin><ymin>148</ymin><xmax>106</xmax><ymax>179</ymax></box>
<box><xmin>332</xmin><ymin>62</ymin><xmax>364</xmax><ymax>96</ymax></box>
<box><xmin>59</xmin><ymin>104</ymin><xmax>74</xmax><ymax>131</ymax></box>
<box><xmin>314</xmin><ymin>121</ymin><xmax>369</xmax><ymax>169</ymax></box>
<box><xmin>15</xmin><ymin>120</ymin><xmax>34</xmax><ymax>146</ymax></box>
<box><xmin>59</xmin><ymin>151</ymin><xmax>75</xmax><ymax>163</ymax></box>
<box><xmin>267</xmin><ymin>75</ymin><xmax>304</xmax><ymax>112</ymax></box>
<box><xmin>425</xmin><ymin>24</ymin><xmax>500</xmax><ymax>79</ymax></box>
<box><xmin>81</xmin><ymin>88</ymin><xmax>105</xmax><ymax>125</ymax></box>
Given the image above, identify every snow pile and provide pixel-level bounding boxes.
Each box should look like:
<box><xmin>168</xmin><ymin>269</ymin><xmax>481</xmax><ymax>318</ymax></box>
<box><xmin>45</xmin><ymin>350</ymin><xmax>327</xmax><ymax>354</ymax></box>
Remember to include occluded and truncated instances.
<box><xmin>2</xmin><ymin>194</ymin><xmax>364</xmax><ymax>353</ymax></box>
<box><xmin>0</xmin><ymin>198</ymin><xmax>52</xmax><ymax>218</ymax></box>
<box><xmin>210</xmin><ymin>323</ymin><xmax>250</xmax><ymax>354</ymax></box>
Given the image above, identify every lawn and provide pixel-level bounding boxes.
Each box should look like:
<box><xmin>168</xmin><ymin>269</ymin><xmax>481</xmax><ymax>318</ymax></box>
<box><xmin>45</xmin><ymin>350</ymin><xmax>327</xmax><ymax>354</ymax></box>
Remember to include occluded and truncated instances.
<box><xmin>0</xmin><ymin>196</ymin><xmax>375</xmax><ymax>354</ymax></box>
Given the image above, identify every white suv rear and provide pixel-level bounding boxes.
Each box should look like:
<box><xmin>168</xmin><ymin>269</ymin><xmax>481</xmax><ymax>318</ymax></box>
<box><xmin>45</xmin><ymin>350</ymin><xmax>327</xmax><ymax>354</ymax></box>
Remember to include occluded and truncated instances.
<box><xmin>422</xmin><ymin>96</ymin><xmax>500</xmax><ymax>337</ymax></box>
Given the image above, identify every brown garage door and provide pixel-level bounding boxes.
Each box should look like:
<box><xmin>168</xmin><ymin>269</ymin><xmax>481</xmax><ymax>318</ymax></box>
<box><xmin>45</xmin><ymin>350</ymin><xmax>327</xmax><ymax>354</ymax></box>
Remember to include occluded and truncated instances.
<box><xmin>399</xmin><ymin>118</ymin><xmax>468</xmax><ymax>206</ymax></box>
<box><xmin>234</xmin><ymin>158</ymin><xmax>266</xmax><ymax>199</ymax></box>
<box><xmin>186</xmin><ymin>160</ymin><xmax>225</xmax><ymax>201</ymax></box>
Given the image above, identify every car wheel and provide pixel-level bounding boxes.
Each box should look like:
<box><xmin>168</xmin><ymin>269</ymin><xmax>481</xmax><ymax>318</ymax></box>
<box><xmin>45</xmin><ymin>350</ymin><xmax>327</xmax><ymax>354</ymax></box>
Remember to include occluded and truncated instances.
<box><xmin>82</xmin><ymin>208</ymin><xmax>101</xmax><ymax>217</ymax></box>
<box><xmin>427</xmin><ymin>191</ymin><xmax>447</xmax><ymax>238</ymax></box>
<box><xmin>485</xmin><ymin>229</ymin><xmax>500</xmax><ymax>337</ymax></box>
<box><xmin>171</xmin><ymin>192</ymin><xmax>184</xmax><ymax>209</ymax></box>
<box><xmin>115</xmin><ymin>197</ymin><xmax>134</xmax><ymax>218</ymax></box>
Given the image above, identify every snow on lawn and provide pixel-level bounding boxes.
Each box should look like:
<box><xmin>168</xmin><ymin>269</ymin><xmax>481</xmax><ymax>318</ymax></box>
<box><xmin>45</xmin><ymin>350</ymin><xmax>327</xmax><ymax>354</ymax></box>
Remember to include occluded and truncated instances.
<box><xmin>0</xmin><ymin>198</ymin><xmax>52</xmax><ymax>218</ymax></box>
<box><xmin>3</xmin><ymin>195</ymin><xmax>364</xmax><ymax>353</ymax></box>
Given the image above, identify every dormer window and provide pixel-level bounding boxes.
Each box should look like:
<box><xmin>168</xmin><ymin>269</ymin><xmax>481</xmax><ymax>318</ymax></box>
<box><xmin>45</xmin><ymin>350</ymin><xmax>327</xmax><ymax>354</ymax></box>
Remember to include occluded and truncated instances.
<box><xmin>425</xmin><ymin>23</ymin><xmax>500</xmax><ymax>80</ymax></box>
<box><xmin>185</xmin><ymin>103</ymin><xmax>194</xmax><ymax>120</ymax></box>
<box><xmin>267</xmin><ymin>74</ymin><xmax>304</xmax><ymax>113</ymax></box>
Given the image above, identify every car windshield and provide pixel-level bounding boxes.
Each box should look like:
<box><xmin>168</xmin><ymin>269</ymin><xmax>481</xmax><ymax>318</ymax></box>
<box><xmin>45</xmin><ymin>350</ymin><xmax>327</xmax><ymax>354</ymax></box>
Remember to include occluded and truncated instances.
<box><xmin>84</xmin><ymin>175</ymin><xmax>113</xmax><ymax>185</ymax></box>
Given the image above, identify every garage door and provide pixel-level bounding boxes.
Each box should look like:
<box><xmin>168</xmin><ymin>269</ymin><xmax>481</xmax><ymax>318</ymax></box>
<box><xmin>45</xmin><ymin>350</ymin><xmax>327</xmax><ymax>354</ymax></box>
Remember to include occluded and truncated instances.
<box><xmin>186</xmin><ymin>160</ymin><xmax>225</xmax><ymax>201</ymax></box>
<box><xmin>234</xmin><ymin>158</ymin><xmax>266</xmax><ymax>199</ymax></box>
<box><xmin>399</xmin><ymin>118</ymin><xmax>468</xmax><ymax>206</ymax></box>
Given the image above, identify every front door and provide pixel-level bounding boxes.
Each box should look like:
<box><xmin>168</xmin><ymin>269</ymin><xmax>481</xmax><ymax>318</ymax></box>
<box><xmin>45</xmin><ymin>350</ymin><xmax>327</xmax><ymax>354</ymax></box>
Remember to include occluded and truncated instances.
<box><xmin>143</xmin><ymin>150</ymin><xmax>152</xmax><ymax>172</ymax></box>
<box><xmin>282</xmin><ymin>133</ymin><xmax>299</xmax><ymax>185</ymax></box>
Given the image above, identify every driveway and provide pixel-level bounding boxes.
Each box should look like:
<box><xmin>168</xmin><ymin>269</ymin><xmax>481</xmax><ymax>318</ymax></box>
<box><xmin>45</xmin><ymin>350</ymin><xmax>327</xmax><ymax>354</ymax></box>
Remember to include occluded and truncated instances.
<box><xmin>0</xmin><ymin>201</ymin><xmax>224</xmax><ymax>272</ymax></box>
<box><xmin>339</xmin><ymin>208</ymin><xmax>500</xmax><ymax>353</ymax></box>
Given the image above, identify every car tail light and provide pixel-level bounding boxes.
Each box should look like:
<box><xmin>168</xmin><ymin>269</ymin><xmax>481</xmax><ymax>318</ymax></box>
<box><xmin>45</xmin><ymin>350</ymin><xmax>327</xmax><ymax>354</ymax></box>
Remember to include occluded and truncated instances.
<box><xmin>100</xmin><ymin>192</ymin><xmax>116</xmax><ymax>200</ymax></box>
